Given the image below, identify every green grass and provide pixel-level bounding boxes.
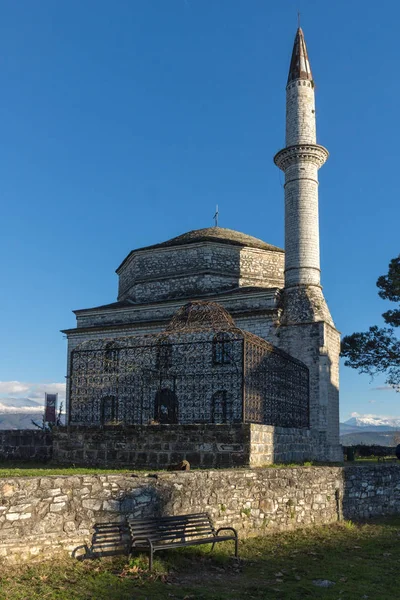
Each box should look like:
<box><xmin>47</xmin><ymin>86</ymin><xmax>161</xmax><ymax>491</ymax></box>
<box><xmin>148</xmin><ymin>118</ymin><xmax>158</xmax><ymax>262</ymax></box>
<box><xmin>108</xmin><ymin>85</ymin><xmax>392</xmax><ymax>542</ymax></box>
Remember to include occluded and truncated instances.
<box><xmin>0</xmin><ymin>461</ymin><xmax>144</xmax><ymax>478</ymax></box>
<box><xmin>0</xmin><ymin>460</ymin><xmax>350</xmax><ymax>478</ymax></box>
<box><xmin>1</xmin><ymin>457</ymin><xmax>397</xmax><ymax>478</ymax></box>
<box><xmin>1</xmin><ymin>517</ymin><xmax>399</xmax><ymax>599</ymax></box>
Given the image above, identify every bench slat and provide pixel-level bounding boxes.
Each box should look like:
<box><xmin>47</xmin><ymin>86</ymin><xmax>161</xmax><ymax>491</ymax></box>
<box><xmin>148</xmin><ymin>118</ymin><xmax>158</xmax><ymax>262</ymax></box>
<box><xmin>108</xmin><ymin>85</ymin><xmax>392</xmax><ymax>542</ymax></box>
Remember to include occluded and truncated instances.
<box><xmin>130</xmin><ymin>523</ymin><xmax>214</xmax><ymax>533</ymax></box>
<box><xmin>131</xmin><ymin>517</ymin><xmax>212</xmax><ymax>525</ymax></box>
<box><xmin>134</xmin><ymin>535</ymin><xmax>236</xmax><ymax>550</ymax></box>
<box><xmin>131</xmin><ymin>531</ymin><xmax>216</xmax><ymax>544</ymax></box>
<box><xmin>132</xmin><ymin>512</ymin><xmax>210</xmax><ymax>521</ymax></box>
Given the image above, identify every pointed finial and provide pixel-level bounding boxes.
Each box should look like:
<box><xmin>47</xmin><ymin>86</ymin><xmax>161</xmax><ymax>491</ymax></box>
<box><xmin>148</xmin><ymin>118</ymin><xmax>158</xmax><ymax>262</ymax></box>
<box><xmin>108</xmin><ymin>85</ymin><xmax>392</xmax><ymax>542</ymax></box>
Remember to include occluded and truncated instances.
<box><xmin>287</xmin><ymin>26</ymin><xmax>313</xmax><ymax>84</ymax></box>
<box><xmin>297</xmin><ymin>11</ymin><xmax>300</xmax><ymax>28</ymax></box>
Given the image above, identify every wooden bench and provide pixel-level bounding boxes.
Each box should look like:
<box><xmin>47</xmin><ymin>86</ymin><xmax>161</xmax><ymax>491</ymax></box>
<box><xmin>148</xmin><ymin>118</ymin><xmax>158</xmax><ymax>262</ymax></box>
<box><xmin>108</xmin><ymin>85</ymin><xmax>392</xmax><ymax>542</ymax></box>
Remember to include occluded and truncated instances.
<box><xmin>128</xmin><ymin>512</ymin><xmax>238</xmax><ymax>570</ymax></box>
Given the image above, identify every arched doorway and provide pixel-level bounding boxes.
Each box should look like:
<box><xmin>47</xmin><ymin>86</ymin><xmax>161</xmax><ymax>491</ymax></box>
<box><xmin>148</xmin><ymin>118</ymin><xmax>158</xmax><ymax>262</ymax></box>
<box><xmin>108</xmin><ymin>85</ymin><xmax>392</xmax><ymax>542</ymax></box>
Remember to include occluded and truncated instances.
<box><xmin>211</xmin><ymin>390</ymin><xmax>233</xmax><ymax>424</ymax></box>
<box><xmin>100</xmin><ymin>395</ymin><xmax>118</xmax><ymax>425</ymax></box>
<box><xmin>154</xmin><ymin>388</ymin><xmax>178</xmax><ymax>424</ymax></box>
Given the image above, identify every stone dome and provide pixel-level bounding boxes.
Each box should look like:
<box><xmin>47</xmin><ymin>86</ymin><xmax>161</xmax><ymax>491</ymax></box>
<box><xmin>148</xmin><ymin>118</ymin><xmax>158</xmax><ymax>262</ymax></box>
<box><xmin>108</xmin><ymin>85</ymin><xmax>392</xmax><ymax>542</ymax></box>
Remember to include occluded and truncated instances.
<box><xmin>115</xmin><ymin>226</ymin><xmax>285</xmax><ymax>305</ymax></box>
<box><xmin>131</xmin><ymin>227</ymin><xmax>283</xmax><ymax>254</ymax></box>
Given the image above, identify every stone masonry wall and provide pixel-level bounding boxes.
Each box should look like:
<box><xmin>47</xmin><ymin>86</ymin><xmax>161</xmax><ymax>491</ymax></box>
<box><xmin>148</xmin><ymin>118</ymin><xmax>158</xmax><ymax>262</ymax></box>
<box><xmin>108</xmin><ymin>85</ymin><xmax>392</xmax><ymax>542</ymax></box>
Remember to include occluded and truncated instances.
<box><xmin>279</xmin><ymin>318</ymin><xmax>342</xmax><ymax>462</ymax></box>
<box><xmin>75</xmin><ymin>289</ymin><xmax>280</xmax><ymax>333</ymax></box>
<box><xmin>53</xmin><ymin>424</ymin><xmax>319</xmax><ymax>469</ymax></box>
<box><xmin>0</xmin><ymin>430</ymin><xmax>52</xmax><ymax>462</ymax></box>
<box><xmin>1</xmin><ymin>465</ymin><xmax>399</xmax><ymax>563</ymax></box>
<box><xmin>117</xmin><ymin>243</ymin><xmax>284</xmax><ymax>304</ymax></box>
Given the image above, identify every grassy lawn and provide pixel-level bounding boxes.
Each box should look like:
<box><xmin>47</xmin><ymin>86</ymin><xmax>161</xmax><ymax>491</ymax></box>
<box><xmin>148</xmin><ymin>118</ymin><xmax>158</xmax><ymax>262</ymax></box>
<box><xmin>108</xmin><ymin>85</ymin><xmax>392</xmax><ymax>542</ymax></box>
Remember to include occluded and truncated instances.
<box><xmin>1</xmin><ymin>517</ymin><xmax>399</xmax><ymax>599</ymax></box>
<box><xmin>0</xmin><ymin>458</ymin><xmax>397</xmax><ymax>477</ymax></box>
<box><xmin>0</xmin><ymin>461</ymin><xmax>139</xmax><ymax>477</ymax></box>
<box><xmin>0</xmin><ymin>461</ymin><xmax>327</xmax><ymax>477</ymax></box>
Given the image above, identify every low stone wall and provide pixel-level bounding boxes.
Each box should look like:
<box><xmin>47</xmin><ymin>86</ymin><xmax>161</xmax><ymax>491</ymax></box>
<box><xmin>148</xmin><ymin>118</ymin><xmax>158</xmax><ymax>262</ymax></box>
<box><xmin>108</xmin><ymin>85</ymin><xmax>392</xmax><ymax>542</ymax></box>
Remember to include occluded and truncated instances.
<box><xmin>249</xmin><ymin>425</ymin><xmax>319</xmax><ymax>465</ymax></box>
<box><xmin>1</xmin><ymin>464</ymin><xmax>399</xmax><ymax>563</ymax></box>
<box><xmin>53</xmin><ymin>424</ymin><xmax>319</xmax><ymax>468</ymax></box>
<box><xmin>0</xmin><ymin>430</ymin><xmax>52</xmax><ymax>462</ymax></box>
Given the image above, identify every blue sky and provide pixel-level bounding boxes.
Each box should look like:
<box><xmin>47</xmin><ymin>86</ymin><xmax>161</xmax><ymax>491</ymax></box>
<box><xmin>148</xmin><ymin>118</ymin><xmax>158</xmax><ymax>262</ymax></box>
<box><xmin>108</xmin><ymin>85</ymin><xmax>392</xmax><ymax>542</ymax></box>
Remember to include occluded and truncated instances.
<box><xmin>0</xmin><ymin>0</ymin><xmax>398</xmax><ymax>421</ymax></box>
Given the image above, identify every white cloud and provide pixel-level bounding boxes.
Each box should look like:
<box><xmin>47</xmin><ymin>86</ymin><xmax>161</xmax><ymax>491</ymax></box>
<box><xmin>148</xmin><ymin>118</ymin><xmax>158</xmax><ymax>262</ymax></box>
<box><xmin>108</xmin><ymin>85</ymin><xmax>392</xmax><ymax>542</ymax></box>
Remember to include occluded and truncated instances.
<box><xmin>0</xmin><ymin>381</ymin><xmax>66</xmax><ymax>407</ymax></box>
<box><xmin>0</xmin><ymin>402</ymin><xmax>44</xmax><ymax>414</ymax></box>
<box><xmin>0</xmin><ymin>381</ymin><xmax>30</xmax><ymax>395</ymax></box>
<box><xmin>27</xmin><ymin>383</ymin><xmax>66</xmax><ymax>405</ymax></box>
<box><xmin>368</xmin><ymin>400</ymin><xmax>376</xmax><ymax>404</ymax></box>
<box><xmin>370</xmin><ymin>386</ymin><xmax>395</xmax><ymax>391</ymax></box>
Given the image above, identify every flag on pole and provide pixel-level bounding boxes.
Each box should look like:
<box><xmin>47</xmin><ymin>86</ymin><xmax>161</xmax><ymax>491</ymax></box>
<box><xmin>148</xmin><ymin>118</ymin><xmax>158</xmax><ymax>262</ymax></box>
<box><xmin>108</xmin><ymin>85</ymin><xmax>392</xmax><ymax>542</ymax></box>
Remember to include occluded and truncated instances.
<box><xmin>45</xmin><ymin>393</ymin><xmax>58</xmax><ymax>424</ymax></box>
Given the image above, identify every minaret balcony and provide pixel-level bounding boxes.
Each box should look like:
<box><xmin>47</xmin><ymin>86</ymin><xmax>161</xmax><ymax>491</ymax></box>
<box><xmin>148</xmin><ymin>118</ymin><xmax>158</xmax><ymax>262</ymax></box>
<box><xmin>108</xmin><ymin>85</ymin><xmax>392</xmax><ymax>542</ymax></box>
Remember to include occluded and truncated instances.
<box><xmin>274</xmin><ymin>144</ymin><xmax>329</xmax><ymax>171</ymax></box>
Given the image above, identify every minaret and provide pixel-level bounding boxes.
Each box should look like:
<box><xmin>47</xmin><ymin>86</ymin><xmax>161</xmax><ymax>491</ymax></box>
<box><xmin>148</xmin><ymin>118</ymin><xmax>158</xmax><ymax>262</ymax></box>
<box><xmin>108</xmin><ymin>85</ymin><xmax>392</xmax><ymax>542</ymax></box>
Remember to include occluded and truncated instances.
<box><xmin>274</xmin><ymin>27</ymin><xmax>329</xmax><ymax>292</ymax></box>
<box><xmin>274</xmin><ymin>28</ymin><xmax>341</xmax><ymax>462</ymax></box>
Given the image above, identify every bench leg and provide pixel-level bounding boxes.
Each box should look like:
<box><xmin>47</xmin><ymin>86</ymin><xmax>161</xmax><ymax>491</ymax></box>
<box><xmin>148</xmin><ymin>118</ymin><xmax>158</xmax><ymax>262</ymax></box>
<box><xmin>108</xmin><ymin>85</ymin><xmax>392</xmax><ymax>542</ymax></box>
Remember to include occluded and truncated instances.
<box><xmin>149</xmin><ymin>548</ymin><xmax>154</xmax><ymax>571</ymax></box>
<box><xmin>234</xmin><ymin>537</ymin><xmax>238</xmax><ymax>558</ymax></box>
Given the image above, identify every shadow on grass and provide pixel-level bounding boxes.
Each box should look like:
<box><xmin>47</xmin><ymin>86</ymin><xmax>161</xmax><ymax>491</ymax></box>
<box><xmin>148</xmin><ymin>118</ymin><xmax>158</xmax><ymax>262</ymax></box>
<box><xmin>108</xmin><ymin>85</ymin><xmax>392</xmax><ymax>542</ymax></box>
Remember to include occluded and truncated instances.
<box><xmin>47</xmin><ymin>516</ymin><xmax>400</xmax><ymax>600</ymax></box>
<box><xmin>139</xmin><ymin>516</ymin><xmax>400</xmax><ymax>599</ymax></box>
<box><xmin>1</xmin><ymin>517</ymin><xmax>400</xmax><ymax>600</ymax></box>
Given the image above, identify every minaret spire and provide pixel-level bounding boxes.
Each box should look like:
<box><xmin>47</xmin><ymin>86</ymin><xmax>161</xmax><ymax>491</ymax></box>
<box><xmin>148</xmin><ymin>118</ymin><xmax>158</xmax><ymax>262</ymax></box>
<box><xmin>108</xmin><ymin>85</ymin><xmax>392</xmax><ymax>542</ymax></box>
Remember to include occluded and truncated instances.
<box><xmin>287</xmin><ymin>27</ymin><xmax>313</xmax><ymax>84</ymax></box>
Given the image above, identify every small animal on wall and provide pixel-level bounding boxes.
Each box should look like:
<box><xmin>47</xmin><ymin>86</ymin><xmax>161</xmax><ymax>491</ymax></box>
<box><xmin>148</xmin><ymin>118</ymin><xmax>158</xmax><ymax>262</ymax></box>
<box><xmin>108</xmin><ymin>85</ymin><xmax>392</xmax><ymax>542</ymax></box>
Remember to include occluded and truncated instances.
<box><xmin>167</xmin><ymin>460</ymin><xmax>190</xmax><ymax>471</ymax></box>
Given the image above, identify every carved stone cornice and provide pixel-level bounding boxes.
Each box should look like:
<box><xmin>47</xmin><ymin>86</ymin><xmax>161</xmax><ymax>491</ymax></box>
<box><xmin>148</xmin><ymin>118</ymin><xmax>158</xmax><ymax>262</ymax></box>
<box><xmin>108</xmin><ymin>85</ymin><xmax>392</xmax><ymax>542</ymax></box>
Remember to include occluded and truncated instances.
<box><xmin>274</xmin><ymin>144</ymin><xmax>329</xmax><ymax>171</ymax></box>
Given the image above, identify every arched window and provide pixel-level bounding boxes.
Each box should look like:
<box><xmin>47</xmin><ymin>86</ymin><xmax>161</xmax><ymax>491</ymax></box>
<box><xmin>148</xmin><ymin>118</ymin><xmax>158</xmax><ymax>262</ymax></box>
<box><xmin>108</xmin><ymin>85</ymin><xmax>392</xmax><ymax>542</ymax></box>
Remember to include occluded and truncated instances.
<box><xmin>100</xmin><ymin>395</ymin><xmax>118</xmax><ymax>424</ymax></box>
<box><xmin>212</xmin><ymin>333</ymin><xmax>232</xmax><ymax>365</ymax></box>
<box><xmin>211</xmin><ymin>390</ymin><xmax>233</xmax><ymax>424</ymax></box>
<box><xmin>104</xmin><ymin>342</ymin><xmax>118</xmax><ymax>374</ymax></box>
<box><xmin>156</xmin><ymin>341</ymin><xmax>172</xmax><ymax>371</ymax></box>
<box><xmin>154</xmin><ymin>388</ymin><xmax>178</xmax><ymax>424</ymax></box>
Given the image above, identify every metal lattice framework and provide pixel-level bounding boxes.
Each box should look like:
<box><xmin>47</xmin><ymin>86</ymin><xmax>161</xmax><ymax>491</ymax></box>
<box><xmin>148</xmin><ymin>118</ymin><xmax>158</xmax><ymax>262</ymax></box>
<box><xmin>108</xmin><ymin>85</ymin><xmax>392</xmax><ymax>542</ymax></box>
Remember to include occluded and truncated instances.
<box><xmin>243</xmin><ymin>337</ymin><xmax>309</xmax><ymax>427</ymax></box>
<box><xmin>68</xmin><ymin>301</ymin><xmax>309</xmax><ymax>428</ymax></box>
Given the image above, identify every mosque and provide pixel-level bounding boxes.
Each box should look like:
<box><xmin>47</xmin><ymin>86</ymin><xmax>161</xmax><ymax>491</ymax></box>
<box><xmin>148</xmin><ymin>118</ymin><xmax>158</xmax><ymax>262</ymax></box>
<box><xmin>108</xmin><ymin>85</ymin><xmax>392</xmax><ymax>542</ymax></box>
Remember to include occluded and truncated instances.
<box><xmin>62</xmin><ymin>28</ymin><xmax>341</xmax><ymax>464</ymax></box>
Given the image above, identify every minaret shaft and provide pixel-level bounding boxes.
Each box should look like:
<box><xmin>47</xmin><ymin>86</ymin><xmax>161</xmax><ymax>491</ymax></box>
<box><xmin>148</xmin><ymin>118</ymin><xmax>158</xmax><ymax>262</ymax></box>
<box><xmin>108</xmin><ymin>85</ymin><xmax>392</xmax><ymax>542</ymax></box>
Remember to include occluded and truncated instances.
<box><xmin>286</xmin><ymin>79</ymin><xmax>316</xmax><ymax>146</ymax></box>
<box><xmin>284</xmin><ymin>160</ymin><xmax>320</xmax><ymax>286</ymax></box>
<box><xmin>274</xmin><ymin>30</ymin><xmax>328</xmax><ymax>289</ymax></box>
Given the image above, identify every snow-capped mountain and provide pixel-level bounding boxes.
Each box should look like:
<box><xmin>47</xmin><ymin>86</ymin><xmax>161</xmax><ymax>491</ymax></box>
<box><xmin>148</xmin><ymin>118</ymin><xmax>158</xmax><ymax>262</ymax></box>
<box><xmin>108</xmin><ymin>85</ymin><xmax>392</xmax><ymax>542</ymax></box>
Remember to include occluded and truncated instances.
<box><xmin>340</xmin><ymin>414</ymin><xmax>400</xmax><ymax>445</ymax></box>
<box><xmin>0</xmin><ymin>397</ymin><xmax>43</xmax><ymax>411</ymax></box>
<box><xmin>345</xmin><ymin>415</ymin><xmax>400</xmax><ymax>429</ymax></box>
<box><xmin>0</xmin><ymin>398</ymin><xmax>44</xmax><ymax>429</ymax></box>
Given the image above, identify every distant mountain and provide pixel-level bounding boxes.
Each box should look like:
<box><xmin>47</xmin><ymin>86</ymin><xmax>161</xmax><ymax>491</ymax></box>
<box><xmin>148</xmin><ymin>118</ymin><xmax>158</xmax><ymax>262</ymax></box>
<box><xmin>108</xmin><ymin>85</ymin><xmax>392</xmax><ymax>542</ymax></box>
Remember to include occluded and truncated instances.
<box><xmin>340</xmin><ymin>415</ymin><xmax>400</xmax><ymax>446</ymax></box>
<box><xmin>0</xmin><ymin>397</ymin><xmax>43</xmax><ymax>410</ymax></box>
<box><xmin>345</xmin><ymin>415</ymin><xmax>400</xmax><ymax>429</ymax></box>
<box><xmin>0</xmin><ymin>413</ymin><xmax>44</xmax><ymax>430</ymax></box>
<box><xmin>0</xmin><ymin>397</ymin><xmax>44</xmax><ymax>430</ymax></box>
<box><xmin>341</xmin><ymin>430</ymin><xmax>400</xmax><ymax>446</ymax></box>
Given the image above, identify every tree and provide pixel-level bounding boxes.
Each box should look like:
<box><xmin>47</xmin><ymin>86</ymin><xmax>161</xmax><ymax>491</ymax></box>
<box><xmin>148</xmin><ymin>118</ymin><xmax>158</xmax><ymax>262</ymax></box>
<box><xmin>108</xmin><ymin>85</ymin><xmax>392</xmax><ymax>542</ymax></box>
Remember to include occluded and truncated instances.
<box><xmin>31</xmin><ymin>402</ymin><xmax>64</xmax><ymax>431</ymax></box>
<box><xmin>341</xmin><ymin>255</ymin><xmax>400</xmax><ymax>391</ymax></box>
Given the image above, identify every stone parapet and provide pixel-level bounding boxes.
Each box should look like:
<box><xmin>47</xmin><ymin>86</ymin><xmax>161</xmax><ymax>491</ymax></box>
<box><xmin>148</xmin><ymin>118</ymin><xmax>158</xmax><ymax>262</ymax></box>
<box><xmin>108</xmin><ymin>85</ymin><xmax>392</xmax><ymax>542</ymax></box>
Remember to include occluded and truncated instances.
<box><xmin>1</xmin><ymin>465</ymin><xmax>400</xmax><ymax>563</ymax></box>
<box><xmin>0</xmin><ymin>430</ymin><xmax>52</xmax><ymax>462</ymax></box>
<box><xmin>53</xmin><ymin>424</ymin><xmax>318</xmax><ymax>469</ymax></box>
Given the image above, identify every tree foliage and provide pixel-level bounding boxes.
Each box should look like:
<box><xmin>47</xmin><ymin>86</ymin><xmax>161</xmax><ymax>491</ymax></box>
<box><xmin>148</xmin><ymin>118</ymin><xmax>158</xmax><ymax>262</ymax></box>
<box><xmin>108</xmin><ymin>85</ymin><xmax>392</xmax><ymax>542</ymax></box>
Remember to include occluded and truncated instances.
<box><xmin>341</xmin><ymin>255</ymin><xmax>400</xmax><ymax>391</ymax></box>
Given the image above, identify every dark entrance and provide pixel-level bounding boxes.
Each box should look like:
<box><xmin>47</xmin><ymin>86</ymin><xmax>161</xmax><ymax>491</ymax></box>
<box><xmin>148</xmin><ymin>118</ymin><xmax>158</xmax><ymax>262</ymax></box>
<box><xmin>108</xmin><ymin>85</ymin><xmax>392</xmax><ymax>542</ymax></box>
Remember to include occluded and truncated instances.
<box><xmin>211</xmin><ymin>390</ymin><xmax>232</xmax><ymax>424</ymax></box>
<box><xmin>154</xmin><ymin>388</ymin><xmax>178</xmax><ymax>424</ymax></box>
<box><xmin>100</xmin><ymin>395</ymin><xmax>118</xmax><ymax>425</ymax></box>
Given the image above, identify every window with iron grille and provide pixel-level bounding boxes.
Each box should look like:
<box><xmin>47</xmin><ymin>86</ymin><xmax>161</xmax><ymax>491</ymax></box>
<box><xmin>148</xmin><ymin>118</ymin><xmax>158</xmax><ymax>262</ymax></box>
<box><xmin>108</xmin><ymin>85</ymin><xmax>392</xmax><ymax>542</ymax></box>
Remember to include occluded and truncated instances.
<box><xmin>104</xmin><ymin>342</ymin><xmax>118</xmax><ymax>373</ymax></box>
<box><xmin>212</xmin><ymin>333</ymin><xmax>233</xmax><ymax>365</ymax></box>
<box><xmin>155</xmin><ymin>342</ymin><xmax>173</xmax><ymax>371</ymax></box>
